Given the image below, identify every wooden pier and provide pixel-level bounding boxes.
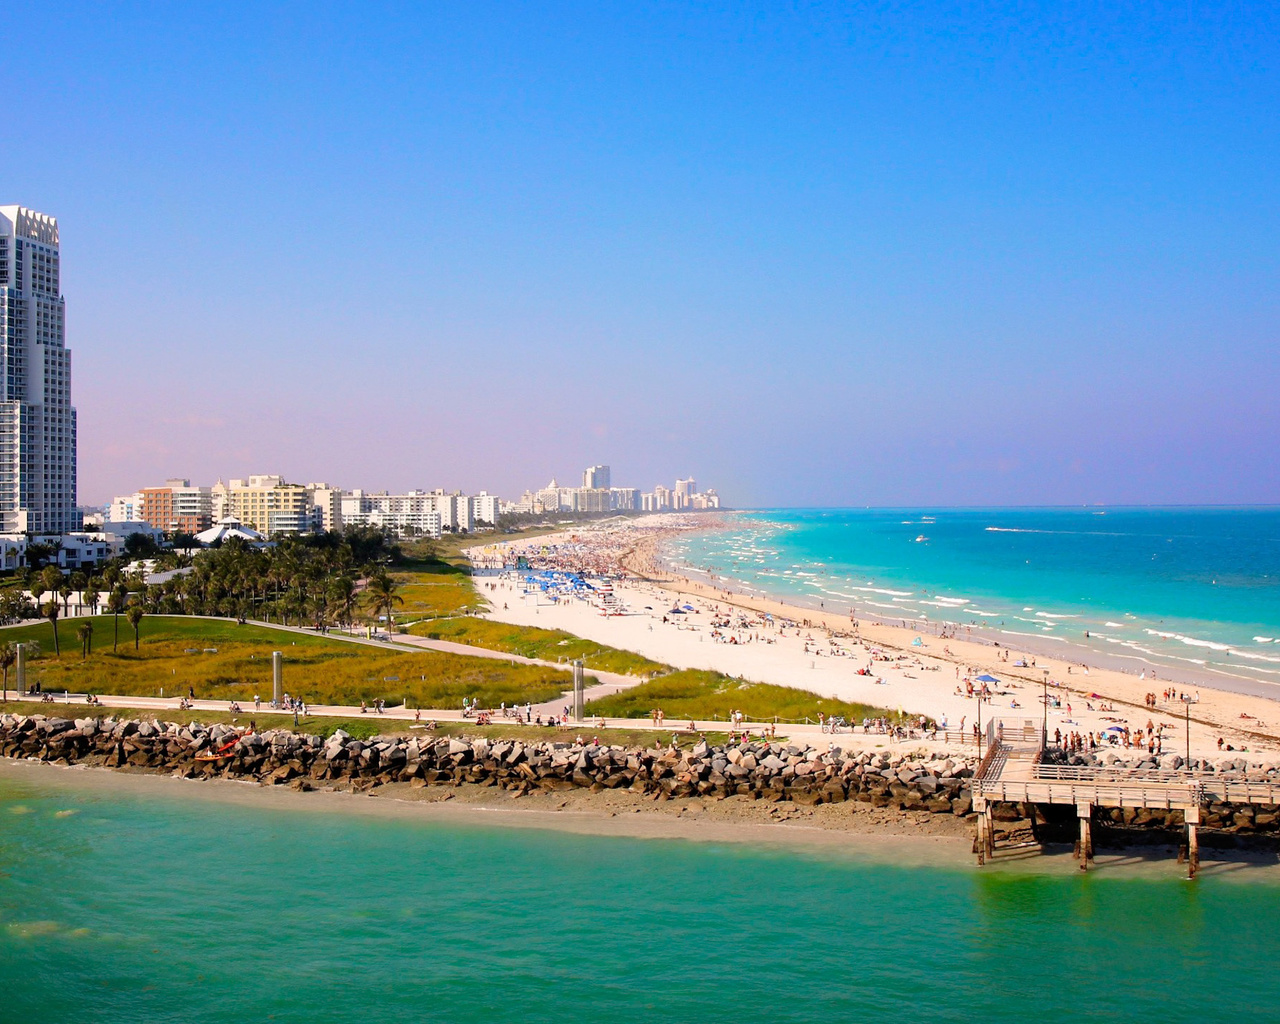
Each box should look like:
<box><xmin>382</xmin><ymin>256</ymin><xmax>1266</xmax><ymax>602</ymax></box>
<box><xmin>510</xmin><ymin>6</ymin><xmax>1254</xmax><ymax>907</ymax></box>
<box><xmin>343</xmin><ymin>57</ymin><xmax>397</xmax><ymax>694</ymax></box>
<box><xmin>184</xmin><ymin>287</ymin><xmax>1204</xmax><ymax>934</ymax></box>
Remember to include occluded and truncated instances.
<box><xmin>971</xmin><ymin>719</ymin><xmax>1280</xmax><ymax>878</ymax></box>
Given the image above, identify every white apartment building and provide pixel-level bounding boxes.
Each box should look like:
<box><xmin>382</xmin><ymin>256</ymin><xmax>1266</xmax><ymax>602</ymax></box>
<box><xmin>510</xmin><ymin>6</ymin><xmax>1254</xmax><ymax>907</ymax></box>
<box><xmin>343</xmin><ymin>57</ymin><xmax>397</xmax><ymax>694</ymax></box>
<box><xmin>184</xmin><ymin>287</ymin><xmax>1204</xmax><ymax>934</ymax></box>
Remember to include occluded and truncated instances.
<box><xmin>342</xmin><ymin>490</ymin><xmax>443</xmax><ymax>538</ymax></box>
<box><xmin>306</xmin><ymin>482</ymin><xmax>344</xmax><ymax>532</ymax></box>
<box><xmin>468</xmin><ymin>492</ymin><xmax>500</xmax><ymax>527</ymax></box>
<box><xmin>0</xmin><ymin>206</ymin><xmax>78</xmax><ymax>534</ymax></box>
<box><xmin>108</xmin><ymin>491</ymin><xmax>145</xmax><ymax>522</ymax></box>
<box><xmin>583</xmin><ymin>464</ymin><xmax>610</xmax><ymax>490</ymax></box>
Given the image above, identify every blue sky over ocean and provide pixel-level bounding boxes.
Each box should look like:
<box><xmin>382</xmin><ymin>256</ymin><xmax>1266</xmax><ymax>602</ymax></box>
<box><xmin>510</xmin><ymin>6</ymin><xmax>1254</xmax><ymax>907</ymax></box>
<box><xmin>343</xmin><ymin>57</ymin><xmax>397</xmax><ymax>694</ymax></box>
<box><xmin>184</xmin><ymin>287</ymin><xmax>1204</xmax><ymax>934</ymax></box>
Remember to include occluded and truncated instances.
<box><xmin>9</xmin><ymin>2</ymin><xmax>1278</xmax><ymax>506</ymax></box>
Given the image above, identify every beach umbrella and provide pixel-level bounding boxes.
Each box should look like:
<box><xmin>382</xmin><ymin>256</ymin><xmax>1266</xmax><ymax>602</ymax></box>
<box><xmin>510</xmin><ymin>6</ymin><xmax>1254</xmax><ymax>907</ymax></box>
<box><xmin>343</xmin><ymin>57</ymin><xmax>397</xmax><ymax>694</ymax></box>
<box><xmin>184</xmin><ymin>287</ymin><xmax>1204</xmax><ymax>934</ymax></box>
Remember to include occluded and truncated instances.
<box><xmin>976</xmin><ymin>674</ymin><xmax>1000</xmax><ymax>683</ymax></box>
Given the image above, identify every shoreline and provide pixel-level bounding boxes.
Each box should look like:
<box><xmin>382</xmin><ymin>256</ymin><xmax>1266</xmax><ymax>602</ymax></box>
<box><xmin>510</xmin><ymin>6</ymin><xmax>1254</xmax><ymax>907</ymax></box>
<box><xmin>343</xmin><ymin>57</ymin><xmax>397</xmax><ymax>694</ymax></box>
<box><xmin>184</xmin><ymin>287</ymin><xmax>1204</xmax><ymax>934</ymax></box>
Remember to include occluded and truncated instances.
<box><xmin>8</xmin><ymin>757</ymin><xmax>1280</xmax><ymax>880</ymax></box>
<box><xmin>659</xmin><ymin>511</ymin><xmax>1280</xmax><ymax>698</ymax></box>
<box><xmin>470</xmin><ymin>518</ymin><xmax>1280</xmax><ymax>758</ymax></box>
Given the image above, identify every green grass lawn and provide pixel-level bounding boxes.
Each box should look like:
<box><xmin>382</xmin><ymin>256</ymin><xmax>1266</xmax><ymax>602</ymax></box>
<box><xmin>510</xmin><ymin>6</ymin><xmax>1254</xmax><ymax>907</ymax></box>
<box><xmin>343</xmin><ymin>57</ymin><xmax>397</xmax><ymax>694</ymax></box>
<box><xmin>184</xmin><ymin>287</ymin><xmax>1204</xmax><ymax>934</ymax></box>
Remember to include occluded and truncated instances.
<box><xmin>0</xmin><ymin>700</ymin><xmax>730</xmax><ymax>746</ymax></box>
<box><xmin>0</xmin><ymin>616</ymin><xmax>567</xmax><ymax>711</ymax></box>
<box><xmin>406</xmin><ymin>617</ymin><xmax>666</xmax><ymax>676</ymax></box>
<box><xmin>584</xmin><ymin>669</ymin><xmax>909</xmax><ymax>725</ymax></box>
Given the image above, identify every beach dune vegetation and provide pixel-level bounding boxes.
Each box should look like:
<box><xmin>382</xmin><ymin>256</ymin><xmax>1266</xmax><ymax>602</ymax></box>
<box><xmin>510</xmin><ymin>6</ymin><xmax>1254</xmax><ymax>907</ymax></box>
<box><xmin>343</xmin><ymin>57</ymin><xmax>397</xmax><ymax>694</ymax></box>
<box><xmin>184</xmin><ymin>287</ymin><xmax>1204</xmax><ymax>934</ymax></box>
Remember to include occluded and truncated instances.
<box><xmin>407</xmin><ymin>618</ymin><xmax>665</xmax><ymax>676</ymax></box>
<box><xmin>0</xmin><ymin>616</ymin><xmax>568</xmax><ymax>710</ymax></box>
<box><xmin>586</xmin><ymin>669</ymin><xmax>909</xmax><ymax>726</ymax></box>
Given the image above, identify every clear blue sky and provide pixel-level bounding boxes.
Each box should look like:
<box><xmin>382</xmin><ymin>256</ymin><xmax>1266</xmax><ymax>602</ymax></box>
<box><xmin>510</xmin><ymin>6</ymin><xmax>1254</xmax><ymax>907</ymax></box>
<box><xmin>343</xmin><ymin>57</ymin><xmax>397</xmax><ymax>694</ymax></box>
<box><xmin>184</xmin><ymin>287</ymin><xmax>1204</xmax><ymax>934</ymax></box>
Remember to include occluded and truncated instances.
<box><xmin>10</xmin><ymin>1</ymin><xmax>1278</xmax><ymax>507</ymax></box>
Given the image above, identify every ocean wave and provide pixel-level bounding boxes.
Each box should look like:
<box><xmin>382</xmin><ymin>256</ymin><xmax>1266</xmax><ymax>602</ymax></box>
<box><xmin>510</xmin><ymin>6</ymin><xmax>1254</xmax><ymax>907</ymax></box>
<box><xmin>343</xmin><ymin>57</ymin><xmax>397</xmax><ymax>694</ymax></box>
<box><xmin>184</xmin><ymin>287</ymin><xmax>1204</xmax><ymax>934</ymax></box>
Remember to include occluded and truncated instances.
<box><xmin>998</xmin><ymin>629</ymin><xmax>1071</xmax><ymax>643</ymax></box>
<box><xmin>1035</xmin><ymin>611</ymin><xmax>1078</xmax><ymax>619</ymax></box>
<box><xmin>1232</xmin><ymin>649</ymin><xmax>1280</xmax><ymax>664</ymax></box>
<box><xmin>1145</xmin><ymin>629</ymin><xmax>1232</xmax><ymax>652</ymax></box>
<box><xmin>846</xmin><ymin>584</ymin><xmax>917</xmax><ymax>598</ymax></box>
<box><xmin>1256</xmin><ymin>637</ymin><xmax>1277</xmax><ymax>644</ymax></box>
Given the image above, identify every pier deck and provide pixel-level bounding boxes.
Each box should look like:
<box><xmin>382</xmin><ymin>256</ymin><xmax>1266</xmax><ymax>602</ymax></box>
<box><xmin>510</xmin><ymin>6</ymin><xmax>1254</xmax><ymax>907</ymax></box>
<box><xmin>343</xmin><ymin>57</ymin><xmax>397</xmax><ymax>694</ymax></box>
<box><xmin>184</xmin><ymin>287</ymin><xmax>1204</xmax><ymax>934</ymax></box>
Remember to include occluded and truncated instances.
<box><xmin>971</xmin><ymin>719</ymin><xmax>1280</xmax><ymax>877</ymax></box>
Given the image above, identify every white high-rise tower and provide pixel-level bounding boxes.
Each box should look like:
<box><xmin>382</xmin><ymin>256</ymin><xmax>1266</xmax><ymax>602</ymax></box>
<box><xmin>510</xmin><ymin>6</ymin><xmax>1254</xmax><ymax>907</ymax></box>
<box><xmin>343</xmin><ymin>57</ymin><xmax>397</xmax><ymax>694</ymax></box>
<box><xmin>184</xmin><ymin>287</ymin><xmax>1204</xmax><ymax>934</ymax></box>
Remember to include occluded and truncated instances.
<box><xmin>0</xmin><ymin>206</ymin><xmax>78</xmax><ymax>534</ymax></box>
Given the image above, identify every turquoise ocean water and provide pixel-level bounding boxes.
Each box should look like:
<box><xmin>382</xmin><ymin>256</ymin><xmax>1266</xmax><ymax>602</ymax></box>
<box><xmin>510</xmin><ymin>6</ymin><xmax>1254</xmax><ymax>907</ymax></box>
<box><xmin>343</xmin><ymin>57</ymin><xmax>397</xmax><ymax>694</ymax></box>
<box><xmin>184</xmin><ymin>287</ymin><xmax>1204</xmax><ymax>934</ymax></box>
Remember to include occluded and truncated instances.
<box><xmin>2</xmin><ymin>768</ymin><xmax>1278</xmax><ymax>1024</ymax></box>
<box><xmin>668</xmin><ymin>508</ymin><xmax>1280</xmax><ymax>691</ymax></box>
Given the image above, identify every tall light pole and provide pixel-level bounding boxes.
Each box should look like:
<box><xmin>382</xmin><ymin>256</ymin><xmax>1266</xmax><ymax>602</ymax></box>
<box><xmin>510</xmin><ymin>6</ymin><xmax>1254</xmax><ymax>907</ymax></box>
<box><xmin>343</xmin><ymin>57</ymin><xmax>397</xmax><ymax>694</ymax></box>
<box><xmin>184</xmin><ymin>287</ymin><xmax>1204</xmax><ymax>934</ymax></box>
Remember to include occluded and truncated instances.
<box><xmin>976</xmin><ymin>686</ymin><xmax>982</xmax><ymax>750</ymax></box>
<box><xmin>1042</xmin><ymin>668</ymin><xmax>1050</xmax><ymax>748</ymax></box>
<box><xmin>1184</xmin><ymin>695</ymin><xmax>1192</xmax><ymax>764</ymax></box>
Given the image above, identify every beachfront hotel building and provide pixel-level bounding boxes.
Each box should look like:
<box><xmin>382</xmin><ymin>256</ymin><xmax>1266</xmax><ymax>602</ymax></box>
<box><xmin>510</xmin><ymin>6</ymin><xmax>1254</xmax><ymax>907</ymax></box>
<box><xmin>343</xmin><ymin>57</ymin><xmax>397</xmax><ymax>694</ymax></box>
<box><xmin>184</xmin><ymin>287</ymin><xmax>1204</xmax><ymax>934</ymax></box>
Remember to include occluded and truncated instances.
<box><xmin>307</xmin><ymin>482</ymin><xmax>344</xmax><ymax>532</ymax></box>
<box><xmin>108</xmin><ymin>475</ymin><xmax>502</xmax><ymax>540</ymax></box>
<box><xmin>215</xmin><ymin>476</ymin><xmax>315</xmax><ymax>535</ymax></box>
<box><xmin>0</xmin><ymin>206</ymin><xmax>79</xmax><ymax>535</ymax></box>
<box><xmin>583</xmin><ymin>464</ymin><xmax>610</xmax><ymax>490</ymax></box>
<box><xmin>140</xmin><ymin>479</ymin><xmax>213</xmax><ymax>534</ymax></box>
<box><xmin>342</xmin><ymin>490</ymin><xmax>443</xmax><ymax>538</ymax></box>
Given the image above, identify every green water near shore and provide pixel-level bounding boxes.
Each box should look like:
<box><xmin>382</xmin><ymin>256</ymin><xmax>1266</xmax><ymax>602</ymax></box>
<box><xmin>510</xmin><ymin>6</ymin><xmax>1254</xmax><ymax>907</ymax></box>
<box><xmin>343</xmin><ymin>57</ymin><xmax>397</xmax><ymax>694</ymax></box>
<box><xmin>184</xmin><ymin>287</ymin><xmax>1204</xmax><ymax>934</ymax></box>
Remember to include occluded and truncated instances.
<box><xmin>1</xmin><ymin>769</ymin><xmax>1276</xmax><ymax>1023</ymax></box>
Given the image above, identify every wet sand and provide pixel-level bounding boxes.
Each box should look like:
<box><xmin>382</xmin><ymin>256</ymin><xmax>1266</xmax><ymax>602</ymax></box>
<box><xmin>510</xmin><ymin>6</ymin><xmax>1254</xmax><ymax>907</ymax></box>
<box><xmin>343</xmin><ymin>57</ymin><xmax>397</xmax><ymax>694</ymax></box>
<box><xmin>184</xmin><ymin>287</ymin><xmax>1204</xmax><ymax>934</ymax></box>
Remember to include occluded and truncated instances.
<box><xmin>5</xmin><ymin>758</ymin><xmax>1280</xmax><ymax>881</ymax></box>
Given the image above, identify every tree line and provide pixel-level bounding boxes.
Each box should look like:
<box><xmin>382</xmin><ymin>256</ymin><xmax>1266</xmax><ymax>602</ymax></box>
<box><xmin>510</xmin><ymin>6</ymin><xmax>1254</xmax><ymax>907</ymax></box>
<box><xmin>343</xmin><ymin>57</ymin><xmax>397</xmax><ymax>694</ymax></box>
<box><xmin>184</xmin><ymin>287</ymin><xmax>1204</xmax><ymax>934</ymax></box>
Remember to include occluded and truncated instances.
<box><xmin>0</xmin><ymin>528</ymin><xmax>410</xmax><ymax>667</ymax></box>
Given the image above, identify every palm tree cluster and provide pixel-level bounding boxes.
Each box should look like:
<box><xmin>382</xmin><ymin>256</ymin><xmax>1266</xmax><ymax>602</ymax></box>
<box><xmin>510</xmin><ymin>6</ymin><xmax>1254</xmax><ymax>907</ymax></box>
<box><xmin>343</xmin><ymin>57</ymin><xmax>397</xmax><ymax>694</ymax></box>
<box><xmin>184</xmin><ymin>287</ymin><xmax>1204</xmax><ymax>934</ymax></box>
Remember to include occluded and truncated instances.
<box><xmin>0</xmin><ymin>528</ymin><xmax>406</xmax><ymax>657</ymax></box>
<box><xmin>125</xmin><ymin>532</ymin><xmax>403</xmax><ymax>632</ymax></box>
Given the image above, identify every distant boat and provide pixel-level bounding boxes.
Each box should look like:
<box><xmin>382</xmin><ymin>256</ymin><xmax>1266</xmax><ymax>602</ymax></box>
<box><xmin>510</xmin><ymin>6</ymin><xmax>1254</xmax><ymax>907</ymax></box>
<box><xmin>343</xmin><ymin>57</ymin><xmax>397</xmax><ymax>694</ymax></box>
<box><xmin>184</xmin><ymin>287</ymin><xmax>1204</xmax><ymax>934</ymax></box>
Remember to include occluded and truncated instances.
<box><xmin>914</xmin><ymin>535</ymin><xmax>928</xmax><ymax>543</ymax></box>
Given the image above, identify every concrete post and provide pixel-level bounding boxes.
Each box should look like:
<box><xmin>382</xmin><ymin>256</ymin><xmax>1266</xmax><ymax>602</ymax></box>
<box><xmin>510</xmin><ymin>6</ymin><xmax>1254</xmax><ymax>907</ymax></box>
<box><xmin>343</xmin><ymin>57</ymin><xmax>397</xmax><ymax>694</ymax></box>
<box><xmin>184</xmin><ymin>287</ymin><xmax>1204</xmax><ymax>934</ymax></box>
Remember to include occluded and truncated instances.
<box><xmin>572</xmin><ymin>660</ymin><xmax>584</xmax><ymax>723</ymax></box>
<box><xmin>272</xmin><ymin>651</ymin><xmax>283</xmax><ymax>705</ymax></box>
<box><xmin>1186</xmin><ymin>805</ymin><xmax>1200</xmax><ymax>879</ymax></box>
<box><xmin>1077</xmin><ymin>803</ymin><xmax>1093</xmax><ymax>871</ymax></box>
<box><xmin>14</xmin><ymin>643</ymin><xmax>25</xmax><ymax>695</ymax></box>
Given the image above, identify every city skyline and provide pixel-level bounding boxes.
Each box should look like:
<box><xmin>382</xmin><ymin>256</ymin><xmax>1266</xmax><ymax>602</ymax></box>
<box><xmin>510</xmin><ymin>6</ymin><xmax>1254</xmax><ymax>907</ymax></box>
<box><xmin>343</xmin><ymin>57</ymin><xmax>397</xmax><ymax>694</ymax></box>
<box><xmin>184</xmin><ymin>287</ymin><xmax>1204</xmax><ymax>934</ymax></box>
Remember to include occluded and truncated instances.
<box><xmin>7</xmin><ymin>3</ymin><xmax>1279</xmax><ymax>509</ymax></box>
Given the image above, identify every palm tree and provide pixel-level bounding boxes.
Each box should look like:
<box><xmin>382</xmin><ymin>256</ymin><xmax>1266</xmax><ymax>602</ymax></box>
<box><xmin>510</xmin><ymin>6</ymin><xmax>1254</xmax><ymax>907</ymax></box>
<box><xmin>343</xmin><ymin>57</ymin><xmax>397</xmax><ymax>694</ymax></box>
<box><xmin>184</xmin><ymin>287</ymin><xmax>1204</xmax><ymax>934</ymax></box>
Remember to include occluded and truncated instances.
<box><xmin>76</xmin><ymin>620</ymin><xmax>93</xmax><ymax>659</ymax></box>
<box><xmin>83</xmin><ymin>576</ymin><xmax>101</xmax><ymax>617</ymax></box>
<box><xmin>126</xmin><ymin>605</ymin><xmax>145</xmax><ymax>650</ymax></box>
<box><xmin>364</xmin><ymin>571</ymin><xmax>403</xmax><ymax>635</ymax></box>
<box><xmin>0</xmin><ymin>641</ymin><xmax>14</xmax><ymax>701</ymax></box>
<box><xmin>69</xmin><ymin>571</ymin><xmax>87</xmax><ymax>614</ymax></box>
<box><xmin>44</xmin><ymin>600</ymin><xmax>60</xmax><ymax>655</ymax></box>
<box><xmin>108</xmin><ymin>584</ymin><xmax>128</xmax><ymax>652</ymax></box>
<box><xmin>40</xmin><ymin>564</ymin><xmax>63</xmax><ymax>601</ymax></box>
<box><xmin>59</xmin><ymin>582</ymin><xmax>73</xmax><ymax>618</ymax></box>
<box><xmin>327</xmin><ymin>576</ymin><xmax>358</xmax><ymax>631</ymax></box>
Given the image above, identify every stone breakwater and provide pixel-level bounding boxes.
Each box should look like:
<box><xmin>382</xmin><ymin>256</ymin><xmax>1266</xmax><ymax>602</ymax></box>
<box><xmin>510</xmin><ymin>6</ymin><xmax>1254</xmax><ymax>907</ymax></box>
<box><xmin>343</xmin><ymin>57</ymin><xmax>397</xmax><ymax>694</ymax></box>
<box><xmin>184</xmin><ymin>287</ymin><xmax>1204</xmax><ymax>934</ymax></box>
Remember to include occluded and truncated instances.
<box><xmin>0</xmin><ymin>713</ymin><xmax>978</xmax><ymax>812</ymax></box>
<box><xmin>6</xmin><ymin>713</ymin><xmax>1280</xmax><ymax>839</ymax></box>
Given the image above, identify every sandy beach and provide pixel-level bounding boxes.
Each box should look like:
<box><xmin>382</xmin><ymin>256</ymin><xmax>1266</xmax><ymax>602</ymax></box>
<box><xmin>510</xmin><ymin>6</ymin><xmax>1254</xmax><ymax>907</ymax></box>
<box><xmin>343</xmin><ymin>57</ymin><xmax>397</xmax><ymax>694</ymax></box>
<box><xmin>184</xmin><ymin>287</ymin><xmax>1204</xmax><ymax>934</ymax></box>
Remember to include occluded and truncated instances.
<box><xmin>467</xmin><ymin>516</ymin><xmax>1280</xmax><ymax>759</ymax></box>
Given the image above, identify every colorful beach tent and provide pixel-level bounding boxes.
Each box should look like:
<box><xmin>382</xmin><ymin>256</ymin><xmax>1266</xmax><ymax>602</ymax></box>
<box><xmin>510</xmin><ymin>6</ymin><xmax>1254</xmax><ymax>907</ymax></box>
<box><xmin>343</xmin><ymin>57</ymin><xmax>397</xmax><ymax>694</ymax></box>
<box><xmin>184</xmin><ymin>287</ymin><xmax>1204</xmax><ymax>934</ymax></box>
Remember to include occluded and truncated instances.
<box><xmin>976</xmin><ymin>674</ymin><xmax>1000</xmax><ymax>683</ymax></box>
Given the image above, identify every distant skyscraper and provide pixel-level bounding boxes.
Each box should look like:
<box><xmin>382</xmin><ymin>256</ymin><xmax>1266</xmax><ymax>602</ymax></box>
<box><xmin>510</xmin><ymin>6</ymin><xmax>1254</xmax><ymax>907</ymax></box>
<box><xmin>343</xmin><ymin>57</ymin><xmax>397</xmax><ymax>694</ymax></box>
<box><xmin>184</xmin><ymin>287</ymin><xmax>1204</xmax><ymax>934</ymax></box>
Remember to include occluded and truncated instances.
<box><xmin>583</xmin><ymin>464</ymin><xmax>611</xmax><ymax>490</ymax></box>
<box><xmin>0</xmin><ymin>206</ymin><xmax>78</xmax><ymax>534</ymax></box>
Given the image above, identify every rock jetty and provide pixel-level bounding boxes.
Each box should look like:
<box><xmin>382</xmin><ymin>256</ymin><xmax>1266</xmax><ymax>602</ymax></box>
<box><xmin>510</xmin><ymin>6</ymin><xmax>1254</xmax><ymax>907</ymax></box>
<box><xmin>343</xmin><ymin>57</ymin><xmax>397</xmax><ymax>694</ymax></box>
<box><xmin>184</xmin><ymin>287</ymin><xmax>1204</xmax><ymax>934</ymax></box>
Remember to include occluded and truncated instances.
<box><xmin>0</xmin><ymin>712</ymin><xmax>977</xmax><ymax>811</ymax></box>
<box><xmin>5</xmin><ymin>713</ymin><xmax>1280</xmax><ymax>838</ymax></box>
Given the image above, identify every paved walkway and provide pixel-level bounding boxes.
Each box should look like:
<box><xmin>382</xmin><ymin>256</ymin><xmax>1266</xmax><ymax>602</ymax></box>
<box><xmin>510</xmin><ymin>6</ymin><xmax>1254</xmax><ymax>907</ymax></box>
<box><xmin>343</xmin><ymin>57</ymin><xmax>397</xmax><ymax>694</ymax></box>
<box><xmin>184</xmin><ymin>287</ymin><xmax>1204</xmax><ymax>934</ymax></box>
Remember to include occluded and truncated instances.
<box><xmin>7</xmin><ymin>689</ymin><xmax>966</xmax><ymax>754</ymax></box>
<box><xmin>271</xmin><ymin>621</ymin><xmax>645</xmax><ymax>716</ymax></box>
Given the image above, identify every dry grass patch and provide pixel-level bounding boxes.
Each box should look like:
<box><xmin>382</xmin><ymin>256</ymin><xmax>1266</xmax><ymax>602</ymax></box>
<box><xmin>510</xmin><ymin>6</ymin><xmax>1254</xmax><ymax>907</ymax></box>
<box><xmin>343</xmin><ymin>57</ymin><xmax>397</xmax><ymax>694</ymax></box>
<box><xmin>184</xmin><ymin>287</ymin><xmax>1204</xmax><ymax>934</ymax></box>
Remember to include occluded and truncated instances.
<box><xmin>0</xmin><ymin>616</ymin><xmax>566</xmax><ymax>711</ymax></box>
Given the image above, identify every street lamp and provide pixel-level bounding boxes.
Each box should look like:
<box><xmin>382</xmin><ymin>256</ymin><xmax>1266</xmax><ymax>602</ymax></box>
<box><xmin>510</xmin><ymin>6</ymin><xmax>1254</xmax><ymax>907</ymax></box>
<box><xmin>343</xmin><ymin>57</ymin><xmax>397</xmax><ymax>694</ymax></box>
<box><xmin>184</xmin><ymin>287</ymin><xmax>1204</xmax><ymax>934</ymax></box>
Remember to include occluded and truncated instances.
<box><xmin>975</xmin><ymin>685</ymin><xmax>982</xmax><ymax>750</ymax></box>
<box><xmin>1042</xmin><ymin>668</ymin><xmax>1050</xmax><ymax>748</ymax></box>
<box><xmin>1183</xmin><ymin>695</ymin><xmax>1193</xmax><ymax>765</ymax></box>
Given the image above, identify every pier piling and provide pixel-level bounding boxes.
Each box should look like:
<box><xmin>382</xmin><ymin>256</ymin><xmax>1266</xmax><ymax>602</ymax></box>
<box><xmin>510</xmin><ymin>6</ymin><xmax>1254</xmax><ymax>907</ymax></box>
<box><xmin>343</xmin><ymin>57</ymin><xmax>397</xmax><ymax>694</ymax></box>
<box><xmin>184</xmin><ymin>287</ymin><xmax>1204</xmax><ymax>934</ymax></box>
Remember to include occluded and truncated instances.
<box><xmin>1077</xmin><ymin>803</ymin><xmax>1093</xmax><ymax>871</ymax></box>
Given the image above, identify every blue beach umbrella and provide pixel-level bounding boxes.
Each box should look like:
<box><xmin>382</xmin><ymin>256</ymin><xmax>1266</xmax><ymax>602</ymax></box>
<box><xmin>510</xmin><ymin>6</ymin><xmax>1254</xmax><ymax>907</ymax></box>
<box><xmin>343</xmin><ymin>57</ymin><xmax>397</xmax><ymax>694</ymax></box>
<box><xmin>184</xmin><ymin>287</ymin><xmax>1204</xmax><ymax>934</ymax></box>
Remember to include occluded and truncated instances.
<box><xmin>976</xmin><ymin>674</ymin><xmax>1000</xmax><ymax>683</ymax></box>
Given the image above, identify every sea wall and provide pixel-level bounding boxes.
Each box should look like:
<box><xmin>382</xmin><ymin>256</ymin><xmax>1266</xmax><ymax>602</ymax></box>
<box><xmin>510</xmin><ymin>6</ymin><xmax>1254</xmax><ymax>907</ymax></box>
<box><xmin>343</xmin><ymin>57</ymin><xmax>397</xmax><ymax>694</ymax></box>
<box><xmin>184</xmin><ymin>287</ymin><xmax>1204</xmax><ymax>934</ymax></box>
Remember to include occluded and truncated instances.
<box><xmin>0</xmin><ymin>712</ymin><xmax>977</xmax><ymax>812</ymax></box>
<box><xmin>5</xmin><ymin>713</ymin><xmax>1279</xmax><ymax>837</ymax></box>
